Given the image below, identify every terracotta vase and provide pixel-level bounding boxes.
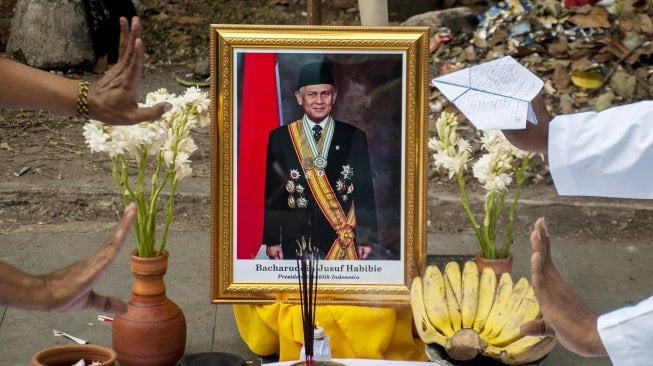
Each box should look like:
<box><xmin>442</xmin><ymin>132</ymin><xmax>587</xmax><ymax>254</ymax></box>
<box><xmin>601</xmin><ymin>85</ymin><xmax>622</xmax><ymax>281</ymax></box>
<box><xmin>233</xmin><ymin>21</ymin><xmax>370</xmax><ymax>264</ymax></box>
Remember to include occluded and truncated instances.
<box><xmin>32</xmin><ymin>344</ymin><xmax>116</xmax><ymax>366</ymax></box>
<box><xmin>112</xmin><ymin>250</ymin><xmax>186</xmax><ymax>366</ymax></box>
<box><xmin>474</xmin><ymin>251</ymin><xmax>513</xmax><ymax>276</ymax></box>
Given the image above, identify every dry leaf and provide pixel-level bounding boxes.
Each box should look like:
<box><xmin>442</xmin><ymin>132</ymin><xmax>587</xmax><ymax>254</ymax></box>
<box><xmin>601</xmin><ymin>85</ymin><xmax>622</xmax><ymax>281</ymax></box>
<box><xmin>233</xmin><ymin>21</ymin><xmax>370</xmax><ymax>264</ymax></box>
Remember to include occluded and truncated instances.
<box><xmin>571</xmin><ymin>56</ymin><xmax>594</xmax><ymax>70</ymax></box>
<box><xmin>568</xmin><ymin>7</ymin><xmax>611</xmax><ymax>28</ymax></box>
<box><xmin>609</xmin><ymin>70</ymin><xmax>637</xmax><ymax>98</ymax></box>
<box><xmin>548</xmin><ymin>35</ymin><xmax>569</xmax><ymax>56</ymax></box>
<box><xmin>599</xmin><ymin>35</ymin><xmax>632</xmax><ymax>58</ymax></box>
<box><xmin>595</xmin><ymin>91</ymin><xmax>615</xmax><ymax>111</ymax></box>
<box><xmin>571</xmin><ymin>70</ymin><xmax>604</xmax><ymax>89</ymax></box>
<box><xmin>567</xmin><ymin>39</ymin><xmax>597</xmax><ymax>59</ymax></box>
<box><xmin>559</xmin><ymin>93</ymin><xmax>576</xmax><ymax>114</ymax></box>
<box><xmin>553</xmin><ymin>64</ymin><xmax>572</xmax><ymax>92</ymax></box>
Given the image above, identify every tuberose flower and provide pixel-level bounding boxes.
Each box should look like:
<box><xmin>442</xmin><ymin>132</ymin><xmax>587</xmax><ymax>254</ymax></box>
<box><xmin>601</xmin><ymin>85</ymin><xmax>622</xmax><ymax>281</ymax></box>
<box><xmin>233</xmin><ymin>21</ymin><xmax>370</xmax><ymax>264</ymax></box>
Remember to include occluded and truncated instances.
<box><xmin>428</xmin><ymin>111</ymin><xmax>535</xmax><ymax>260</ymax></box>
<box><xmin>83</xmin><ymin>87</ymin><xmax>210</xmax><ymax>258</ymax></box>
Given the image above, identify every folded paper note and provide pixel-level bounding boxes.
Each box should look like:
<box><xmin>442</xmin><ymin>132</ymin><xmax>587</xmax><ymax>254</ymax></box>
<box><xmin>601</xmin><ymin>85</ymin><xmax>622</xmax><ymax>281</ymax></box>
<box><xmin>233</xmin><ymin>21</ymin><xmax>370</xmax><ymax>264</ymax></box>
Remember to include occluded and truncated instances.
<box><xmin>431</xmin><ymin>56</ymin><xmax>543</xmax><ymax>130</ymax></box>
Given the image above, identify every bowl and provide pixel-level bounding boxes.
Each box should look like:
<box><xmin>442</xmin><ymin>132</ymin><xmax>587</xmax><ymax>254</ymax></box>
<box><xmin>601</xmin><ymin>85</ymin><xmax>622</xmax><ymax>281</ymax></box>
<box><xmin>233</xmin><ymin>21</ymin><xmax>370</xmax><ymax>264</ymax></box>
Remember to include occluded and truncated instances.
<box><xmin>31</xmin><ymin>344</ymin><xmax>117</xmax><ymax>366</ymax></box>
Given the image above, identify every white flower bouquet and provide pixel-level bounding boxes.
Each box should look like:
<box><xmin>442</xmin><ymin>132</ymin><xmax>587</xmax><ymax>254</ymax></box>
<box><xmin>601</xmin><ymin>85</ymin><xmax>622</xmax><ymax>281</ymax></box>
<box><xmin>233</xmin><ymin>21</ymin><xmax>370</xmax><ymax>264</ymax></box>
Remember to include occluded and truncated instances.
<box><xmin>428</xmin><ymin>111</ymin><xmax>535</xmax><ymax>259</ymax></box>
<box><xmin>83</xmin><ymin>87</ymin><xmax>210</xmax><ymax>257</ymax></box>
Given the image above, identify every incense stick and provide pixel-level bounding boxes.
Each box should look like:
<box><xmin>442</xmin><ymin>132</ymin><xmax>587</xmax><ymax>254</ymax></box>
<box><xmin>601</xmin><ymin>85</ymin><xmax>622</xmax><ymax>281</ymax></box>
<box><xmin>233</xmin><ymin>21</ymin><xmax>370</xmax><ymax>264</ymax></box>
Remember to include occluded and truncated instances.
<box><xmin>296</xmin><ymin>236</ymin><xmax>319</xmax><ymax>366</ymax></box>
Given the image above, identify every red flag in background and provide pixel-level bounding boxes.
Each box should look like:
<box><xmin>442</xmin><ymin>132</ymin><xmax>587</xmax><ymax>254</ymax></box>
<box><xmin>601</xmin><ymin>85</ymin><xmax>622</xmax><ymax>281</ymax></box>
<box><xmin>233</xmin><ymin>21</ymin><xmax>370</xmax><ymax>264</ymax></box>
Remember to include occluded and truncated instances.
<box><xmin>237</xmin><ymin>53</ymin><xmax>281</xmax><ymax>259</ymax></box>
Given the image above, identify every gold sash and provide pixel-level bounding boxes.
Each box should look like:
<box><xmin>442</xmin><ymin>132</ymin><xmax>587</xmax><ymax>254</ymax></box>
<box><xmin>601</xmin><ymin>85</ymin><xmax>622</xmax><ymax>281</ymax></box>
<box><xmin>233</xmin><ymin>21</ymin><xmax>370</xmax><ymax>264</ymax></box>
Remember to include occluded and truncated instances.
<box><xmin>288</xmin><ymin>121</ymin><xmax>358</xmax><ymax>260</ymax></box>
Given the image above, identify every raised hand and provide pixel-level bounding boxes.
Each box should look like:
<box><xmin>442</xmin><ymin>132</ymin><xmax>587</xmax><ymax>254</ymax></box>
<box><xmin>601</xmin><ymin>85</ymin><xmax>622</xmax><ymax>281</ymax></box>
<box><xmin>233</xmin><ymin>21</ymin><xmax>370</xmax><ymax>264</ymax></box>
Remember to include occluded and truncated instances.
<box><xmin>88</xmin><ymin>17</ymin><xmax>171</xmax><ymax>125</ymax></box>
<box><xmin>520</xmin><ymin>218</ymin><xmax>607</xmax><ymax>357</ymax></box>
<box><xmin>0</xmin><ymin>204</ymin><xmax>137</xmax><ymax>313</ymax></box>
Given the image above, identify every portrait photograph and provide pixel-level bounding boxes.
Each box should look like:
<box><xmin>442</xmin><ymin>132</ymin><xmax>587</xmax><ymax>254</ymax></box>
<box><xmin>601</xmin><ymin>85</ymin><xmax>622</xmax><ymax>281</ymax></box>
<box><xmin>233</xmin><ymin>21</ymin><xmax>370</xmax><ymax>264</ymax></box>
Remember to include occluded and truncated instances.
<box><xmin>210</xmin><ymin>25</ymin><xmax>429</xmax><ymax>305</ymax></box>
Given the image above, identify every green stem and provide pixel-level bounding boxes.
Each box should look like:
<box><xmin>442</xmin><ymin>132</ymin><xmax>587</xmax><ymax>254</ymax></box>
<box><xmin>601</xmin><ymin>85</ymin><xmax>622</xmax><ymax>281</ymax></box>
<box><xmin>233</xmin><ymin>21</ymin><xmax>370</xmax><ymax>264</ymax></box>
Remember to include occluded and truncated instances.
<box><xmin>456</xmin><ymin>174</ymin><xmax>486</xmax><ymax>255</ymax></box>
<box><xmin>482</xmin><ymin>191</ymin><xmax>497</xmax><ymax>259</ymax></box>
<box><xmin>159</xmin><ymin>177</ymin><xmax>178</xmax><ymax>254</ymax></box>
<box><xmin>502</xmin><ymin>155</ymin><xmax>529</xmax><ymax>257</ymax></box>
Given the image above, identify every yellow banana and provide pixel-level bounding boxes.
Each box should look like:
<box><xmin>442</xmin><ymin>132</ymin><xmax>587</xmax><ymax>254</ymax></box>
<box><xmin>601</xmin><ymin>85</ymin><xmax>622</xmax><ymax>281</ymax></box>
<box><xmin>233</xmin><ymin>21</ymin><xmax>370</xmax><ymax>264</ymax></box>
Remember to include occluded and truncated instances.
<box><xmin>491</xmin><ymin>286</ymin><xmax>541</xmax><ymax>346</ymax></box>
<box><xmin>422</xmin><ymin>265</ymin><xmax>455</xmax><ymax>337</ymax></box>
<box><xmin>484</xmin><ymin>335</ymin><xmax>557</xmax><ymax>365</ymax></box>
<box><xmin>487</xmin><ymin>277</ymin><xmax>530</xmax><ymax>339</ymax></box>
<box><xmin>444</xmin><ymin>261</ymin><xmax>463</xmax><ymax>331</ymax></box>
<box><xmin>460</xmin><ymin>261</ymin><xmax>479</xmax><ymax>329</ymax></box>
<box><xmin>473</xmin><ymin>267</ymin><xmax>497</xmax><ymax>333</ymax></box>
<box><xmin>411</xmin><ymin>261</ymin><xmax>556</xmax><ymax>365</ymax></box>
<box><xmin>410</xmin><ymin>276</ymin><xmax>448</xmax><ymax>346</ymax></box>
<box><xmin>479</xmin><ymin>272</ymin><xmax>513</xmax><ymax>338</ymax></box>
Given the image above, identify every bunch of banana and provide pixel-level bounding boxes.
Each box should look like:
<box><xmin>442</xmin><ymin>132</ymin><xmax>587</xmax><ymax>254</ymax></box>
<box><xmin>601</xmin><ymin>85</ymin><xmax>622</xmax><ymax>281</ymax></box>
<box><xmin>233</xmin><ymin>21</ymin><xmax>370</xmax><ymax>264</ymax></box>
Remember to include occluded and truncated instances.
<box><xmin>410</xmin><ymin>261</ymin><xmax>556</xmax><ymax>365</ymax></box>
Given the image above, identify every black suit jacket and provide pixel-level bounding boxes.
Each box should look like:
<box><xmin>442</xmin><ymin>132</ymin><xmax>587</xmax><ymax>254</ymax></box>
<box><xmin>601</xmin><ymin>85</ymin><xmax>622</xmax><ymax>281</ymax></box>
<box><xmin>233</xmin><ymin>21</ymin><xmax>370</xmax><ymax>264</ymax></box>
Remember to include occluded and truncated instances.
<box><xmin>262</xmin><ymin>119</ymin><xmax>379</xmax><ymax>259</ymax></box>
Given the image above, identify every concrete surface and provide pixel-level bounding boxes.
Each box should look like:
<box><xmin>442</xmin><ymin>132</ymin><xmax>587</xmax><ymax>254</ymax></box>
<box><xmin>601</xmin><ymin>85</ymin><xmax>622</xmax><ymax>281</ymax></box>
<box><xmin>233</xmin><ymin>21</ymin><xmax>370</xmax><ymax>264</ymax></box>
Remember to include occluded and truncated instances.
<box><xmin>3</xmin><ymin>177</ymin><xmax>649</xmax><ymax>365</ymax></box>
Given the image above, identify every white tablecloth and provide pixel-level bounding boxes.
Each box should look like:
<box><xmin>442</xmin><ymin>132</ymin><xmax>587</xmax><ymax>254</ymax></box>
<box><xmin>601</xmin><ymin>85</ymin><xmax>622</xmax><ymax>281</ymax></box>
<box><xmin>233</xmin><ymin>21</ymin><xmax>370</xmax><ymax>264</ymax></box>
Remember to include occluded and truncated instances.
<box><xmin>265</xmin><ymin>359</ymin><xmax>439</xmax><ymax>365</ymax></box>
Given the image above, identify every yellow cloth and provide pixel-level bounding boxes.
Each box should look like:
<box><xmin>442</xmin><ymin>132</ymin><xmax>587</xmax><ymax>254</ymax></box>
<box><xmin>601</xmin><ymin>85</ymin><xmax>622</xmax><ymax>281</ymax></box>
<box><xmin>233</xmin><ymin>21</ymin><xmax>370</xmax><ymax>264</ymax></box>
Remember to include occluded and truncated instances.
<box><xmin>233</xmin><ymin>303</ymin><xmax>427</xmax><ymax>361</ymax></box>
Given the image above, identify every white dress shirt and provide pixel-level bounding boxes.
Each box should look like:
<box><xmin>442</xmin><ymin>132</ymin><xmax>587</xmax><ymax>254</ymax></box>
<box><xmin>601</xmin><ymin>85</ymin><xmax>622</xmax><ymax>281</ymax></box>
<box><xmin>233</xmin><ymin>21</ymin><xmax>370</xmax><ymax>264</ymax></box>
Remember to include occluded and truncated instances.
<box><xmin>547</xmin><ymin>100</ymin><xmax>653</xmax><ymax>365</ymax></box>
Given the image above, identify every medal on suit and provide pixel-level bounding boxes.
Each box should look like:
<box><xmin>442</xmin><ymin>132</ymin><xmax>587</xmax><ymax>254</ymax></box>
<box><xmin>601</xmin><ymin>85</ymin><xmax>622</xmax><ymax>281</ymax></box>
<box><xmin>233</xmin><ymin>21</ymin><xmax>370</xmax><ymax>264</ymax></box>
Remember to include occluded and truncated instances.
<box><xmin>301</xmin><ymin>117</ymin><xmax>334</xmax><ymax>172</ymax></box>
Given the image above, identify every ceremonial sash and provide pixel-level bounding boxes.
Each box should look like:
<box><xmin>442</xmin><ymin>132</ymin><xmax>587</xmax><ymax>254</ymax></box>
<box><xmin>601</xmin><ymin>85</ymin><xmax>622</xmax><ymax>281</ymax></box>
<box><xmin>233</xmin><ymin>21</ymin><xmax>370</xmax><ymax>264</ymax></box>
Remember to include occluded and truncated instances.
<box><xmin>288</xmin><ymin>120</ymin><xmax>358</xmax><ymax>260</ymax></box>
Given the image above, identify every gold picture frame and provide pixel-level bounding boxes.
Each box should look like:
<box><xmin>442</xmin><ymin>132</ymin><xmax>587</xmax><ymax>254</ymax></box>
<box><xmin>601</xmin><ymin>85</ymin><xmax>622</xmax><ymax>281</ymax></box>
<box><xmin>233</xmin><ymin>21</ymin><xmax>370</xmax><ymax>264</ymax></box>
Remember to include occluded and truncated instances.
<box><xmin>210</xmin><ymin>24</ymin><xmax>429</xmax><ymax>305</ymax></box>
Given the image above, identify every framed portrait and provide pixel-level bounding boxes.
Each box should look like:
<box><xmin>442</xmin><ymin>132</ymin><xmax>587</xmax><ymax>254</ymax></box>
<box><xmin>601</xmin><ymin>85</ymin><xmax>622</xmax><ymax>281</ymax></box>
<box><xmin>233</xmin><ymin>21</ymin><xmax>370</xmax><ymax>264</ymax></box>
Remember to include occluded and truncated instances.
<box><xmin>210</xmin><ymin>24</ymin><xmax>429</xmax><ymax>305</ymax></box>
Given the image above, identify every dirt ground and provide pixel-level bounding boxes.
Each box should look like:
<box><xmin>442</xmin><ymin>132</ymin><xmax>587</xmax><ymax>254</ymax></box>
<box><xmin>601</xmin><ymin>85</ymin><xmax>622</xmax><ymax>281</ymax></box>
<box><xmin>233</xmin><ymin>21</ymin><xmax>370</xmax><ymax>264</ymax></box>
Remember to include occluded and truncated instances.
<box><xmin>0</xmin><ymin>64</ymin><xmax>211</xmax><ymax>230</ymax></box>
<box><xmin>2</xmin><ymin>0</ymin><xmax>653</xmax><ymax>242</ymax></box>
<box><xmin>3</xmin><ymin>61</ymin><xmax>653</xmax><ymax>243</ymax></box>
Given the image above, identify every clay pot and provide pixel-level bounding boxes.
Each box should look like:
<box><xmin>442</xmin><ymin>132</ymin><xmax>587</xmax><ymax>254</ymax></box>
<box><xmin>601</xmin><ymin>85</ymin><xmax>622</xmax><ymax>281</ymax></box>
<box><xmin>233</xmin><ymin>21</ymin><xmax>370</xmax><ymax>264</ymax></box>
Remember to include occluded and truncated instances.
<box><xmin>474</xmin><ymin>251</ymin><xmax>513</xmax><ymax>276</ymax></box>
<box><xmin>112</xmin><ymin>250</ymin><xmax>186</xmax><ymax>366</ymax></box>
<box><xmin>32</xmin><ymin>344</ymin><xmax>116</xmax><ymax>366</ymax></box>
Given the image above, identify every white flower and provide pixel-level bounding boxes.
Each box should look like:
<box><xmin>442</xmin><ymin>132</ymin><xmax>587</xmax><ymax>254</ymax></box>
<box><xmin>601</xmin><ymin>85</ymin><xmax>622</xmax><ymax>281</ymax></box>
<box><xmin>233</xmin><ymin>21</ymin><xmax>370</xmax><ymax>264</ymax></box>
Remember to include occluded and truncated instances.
<box><xmin>83</xmin><ymin>121</ymin><xmax>109</xmax><ymax>153</ymax></box>
<box><xmin>174</xmin><ymin>152</ymin><xmax>193</xmax><ymax>181</ymax></box>
<box><xmin>82</xmin><ymin>87</ymin><xmax>210</xmax><ymax>256</ymax></box>
<box><xmin>429</xmin><ymin>111</ymin><xmax>536</xmax><ymax>260</ymax></box>
<box><xmin>472</xmin><ymin>152</ymin><xmax>514</xmax><ymax>193</ymax></box>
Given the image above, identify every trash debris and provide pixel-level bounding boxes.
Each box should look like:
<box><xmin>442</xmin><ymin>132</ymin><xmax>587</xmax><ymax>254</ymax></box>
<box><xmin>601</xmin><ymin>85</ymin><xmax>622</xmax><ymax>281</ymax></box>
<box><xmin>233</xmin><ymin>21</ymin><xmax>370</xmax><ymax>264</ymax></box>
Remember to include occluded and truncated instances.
<box><xmin>429</xmin><ymin>0</ymin><xmax>653</xmax><ymax>120</ymax></box>
<box><xmin>53</xmin><ymin>329</ymin><xmax>90</xmax><ymax>344</ymax></box>
<box><xmin>562</xmin><ymin>0</ymin><xmax>601</xmax><ymax>7</ymax></box>
<box><xmin>97</xmin><ymin>314</ymin><xmax>113</xmax><ymax>322</ymax></box>
<box><xmin>14</xmin><ymin>166</ymin><xmax>30</xmax><ymax>177</ymax></box>
<box><xmin>430</xmin><ymin>28</ymin><xmax>453</xmax><ymax>52</ymax></box>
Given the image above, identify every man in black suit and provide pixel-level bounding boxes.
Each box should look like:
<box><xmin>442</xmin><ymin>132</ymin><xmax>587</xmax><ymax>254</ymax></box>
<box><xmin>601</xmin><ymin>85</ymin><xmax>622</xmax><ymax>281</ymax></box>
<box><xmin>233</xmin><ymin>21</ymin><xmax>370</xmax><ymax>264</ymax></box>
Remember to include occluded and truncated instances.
<box><xmin>263</xmin><ymin>61</ymin><xmax>379</xmax><ymax>260</ymax></box>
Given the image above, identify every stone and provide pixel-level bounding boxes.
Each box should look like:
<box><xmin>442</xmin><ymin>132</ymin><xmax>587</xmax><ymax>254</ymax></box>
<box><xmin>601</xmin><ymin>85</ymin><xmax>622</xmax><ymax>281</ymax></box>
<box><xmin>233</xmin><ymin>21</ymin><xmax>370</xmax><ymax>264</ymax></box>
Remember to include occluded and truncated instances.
<box><xmin>7</xmin><ymin>0</ymin><xmax>94</xmax><ymax>69</ymax></box>
<box><xmin>400</xmin><ymin>7</ymin><xmax>478</xmax><ymax>37</ymax></box>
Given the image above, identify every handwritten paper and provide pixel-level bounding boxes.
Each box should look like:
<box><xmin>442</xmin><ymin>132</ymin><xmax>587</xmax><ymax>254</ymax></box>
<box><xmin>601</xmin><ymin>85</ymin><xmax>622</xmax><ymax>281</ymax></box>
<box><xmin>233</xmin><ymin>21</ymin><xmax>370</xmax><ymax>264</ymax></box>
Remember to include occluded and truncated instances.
<box><xmin>431</xmin><ymin>56</ymin><xmax>543</xmax><ymax>130</ymax></box>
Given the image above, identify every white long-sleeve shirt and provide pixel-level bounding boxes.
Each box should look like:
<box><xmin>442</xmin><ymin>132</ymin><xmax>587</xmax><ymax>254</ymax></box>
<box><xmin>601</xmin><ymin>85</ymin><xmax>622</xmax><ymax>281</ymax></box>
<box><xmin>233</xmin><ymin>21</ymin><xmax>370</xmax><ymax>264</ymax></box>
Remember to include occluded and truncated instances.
<box><xmin>548</xmin><ymin>100</ymin><xmax>653</xmax><ymax>365</ymax></box>
<box><xmin>549</xmin><ymin>101</ymin><xmax>653</xmax><ymax>199</ymax></box>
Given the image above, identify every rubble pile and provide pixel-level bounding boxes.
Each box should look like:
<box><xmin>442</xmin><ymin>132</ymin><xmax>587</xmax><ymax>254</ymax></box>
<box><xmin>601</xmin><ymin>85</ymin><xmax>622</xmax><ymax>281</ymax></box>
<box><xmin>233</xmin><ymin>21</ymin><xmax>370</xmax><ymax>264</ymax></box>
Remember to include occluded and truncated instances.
<box><xmin>431</xmin><ymin>0</ymin><xmax>653</xmax><ymax>114</ymax></box>
<box><xmin>427</xmin><ymin>0</ymin><xmax>653</xmax><ymax>184</ymax></box>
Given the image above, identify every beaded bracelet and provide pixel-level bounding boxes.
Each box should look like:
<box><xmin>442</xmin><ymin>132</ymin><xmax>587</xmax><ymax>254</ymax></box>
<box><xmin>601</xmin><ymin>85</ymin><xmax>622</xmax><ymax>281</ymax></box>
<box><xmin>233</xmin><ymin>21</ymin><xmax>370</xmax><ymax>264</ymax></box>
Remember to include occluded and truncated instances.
<box><xmin>76</xmin><ymin>80</ymin><xmax>90</xmax><ymax>121</ymax></box>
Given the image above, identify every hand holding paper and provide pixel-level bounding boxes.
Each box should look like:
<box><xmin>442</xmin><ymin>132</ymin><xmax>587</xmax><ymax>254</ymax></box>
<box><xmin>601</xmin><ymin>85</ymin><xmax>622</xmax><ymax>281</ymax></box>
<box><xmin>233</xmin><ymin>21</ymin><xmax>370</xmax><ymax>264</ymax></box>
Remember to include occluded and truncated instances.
<box><xmin>432</xmin><ymin>56</ymin><xmax>543</xmax><ymax>130</ymax></box>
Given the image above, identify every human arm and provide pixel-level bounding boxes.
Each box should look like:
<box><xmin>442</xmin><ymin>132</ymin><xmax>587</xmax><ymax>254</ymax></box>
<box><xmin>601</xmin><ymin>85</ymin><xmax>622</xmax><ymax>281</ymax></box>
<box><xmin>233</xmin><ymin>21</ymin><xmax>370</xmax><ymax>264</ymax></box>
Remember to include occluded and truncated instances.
<box><xmin>545</xmin><ymin>100</ymin><xmax>653</xmax><ymax>199</ymax></box>
<box><xmin>0</xmin><ymin>203</ymin><xmax>136</xmax><ymax>313</ymax></box>
<box><xmin>501</xmin><ymin>92</ymin><xmax>551</xmax><ymax>154</ymax></box>
<box><xmin>0</xmin><ymin>17</ymin><xmax>170</xmax><ymax>125</ymax></box>
<box><xmin>520</xmin><ymin>218</ymin><xmax>607</xmax><ymax>357</ymax></box>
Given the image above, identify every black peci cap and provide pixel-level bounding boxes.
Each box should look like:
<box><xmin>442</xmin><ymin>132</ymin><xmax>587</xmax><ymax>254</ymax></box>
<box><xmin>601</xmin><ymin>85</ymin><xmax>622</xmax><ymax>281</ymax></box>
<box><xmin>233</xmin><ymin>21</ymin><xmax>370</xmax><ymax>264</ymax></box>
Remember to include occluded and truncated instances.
<box><xmin>296</xmin><ymin>61</ymin><xmax>335</xmax><ymax>90</ymax></box>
